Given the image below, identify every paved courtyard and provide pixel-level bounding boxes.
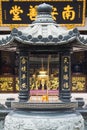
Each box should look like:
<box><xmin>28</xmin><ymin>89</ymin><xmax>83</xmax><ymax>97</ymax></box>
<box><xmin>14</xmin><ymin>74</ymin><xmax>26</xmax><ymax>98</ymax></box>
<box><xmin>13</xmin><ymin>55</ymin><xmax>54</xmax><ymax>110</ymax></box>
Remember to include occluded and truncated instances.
<box><xmin>0</xmin><ymin>93</ymin><xmax>87</xmax><ymax>130</ymax></box>
<box><xmin>0</xmin><ymin>93</ymin><xmax>87</xmax><ymax>106</ymax></box>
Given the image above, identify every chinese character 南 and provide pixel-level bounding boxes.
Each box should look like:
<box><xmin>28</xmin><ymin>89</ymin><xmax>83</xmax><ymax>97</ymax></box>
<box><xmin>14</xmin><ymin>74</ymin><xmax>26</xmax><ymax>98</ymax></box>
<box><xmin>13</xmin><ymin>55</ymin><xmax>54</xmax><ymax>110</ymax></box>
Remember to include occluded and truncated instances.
<box><xmin>51</xmin><ymin>7</ymin><xmax>58</xmax><ymax>20</ymax></box>
<box><xmin>10</xmin><ymin>5</ymin><xmax>23</xmax><ymax>21</ymax></box>
<box><xmin>62</xmin><ymin>5</ymin><xmax>75</xmax><ymax>21</ymax></box>
<box><xmin>27</xmin><ymin>5</ymin><xmax>37</xmax><ymax>21</ymax></box>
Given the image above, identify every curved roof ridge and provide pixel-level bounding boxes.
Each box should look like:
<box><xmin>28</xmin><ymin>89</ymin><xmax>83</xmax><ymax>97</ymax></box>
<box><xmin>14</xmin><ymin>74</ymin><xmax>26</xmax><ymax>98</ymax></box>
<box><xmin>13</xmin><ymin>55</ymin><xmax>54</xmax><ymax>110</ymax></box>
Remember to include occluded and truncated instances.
<box><xmin>19</xmin><ymin>24</ymin><xmax>40</xmax><ymax>36</ymax></box>
<box><xmin>0</xmin><ymin>3</ymin><xmax>87</xmax><ymax>52</ymax></box>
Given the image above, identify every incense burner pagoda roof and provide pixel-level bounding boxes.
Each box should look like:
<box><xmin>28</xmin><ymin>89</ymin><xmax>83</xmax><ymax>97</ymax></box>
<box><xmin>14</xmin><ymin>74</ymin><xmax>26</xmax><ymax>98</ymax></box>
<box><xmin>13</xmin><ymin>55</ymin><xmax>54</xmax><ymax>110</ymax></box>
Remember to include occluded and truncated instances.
<box><xmin>0</xmin><ymin>3</ymin><xmax>87</xmax><ymax>50</ymax></box>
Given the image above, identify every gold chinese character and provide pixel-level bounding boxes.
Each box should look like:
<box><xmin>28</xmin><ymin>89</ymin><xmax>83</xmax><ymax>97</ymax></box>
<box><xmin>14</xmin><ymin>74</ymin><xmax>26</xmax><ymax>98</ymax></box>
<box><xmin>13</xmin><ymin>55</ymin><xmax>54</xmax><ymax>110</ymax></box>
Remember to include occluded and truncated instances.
<box><xmin>63</xmin><ymin>74</ymin><xmax>69</xmax><ymax>80</ymax></box>
<box><xmin>63</xmin><ymin>83</ymin><xmax>69</xmax><ymax>89</ymax></box>
<box><xmin>27</xmin><ymin>5</ymin><xmax>58</xmax><ymax>21</ymax></box>
<box><xmin>27</xmin><ymin>5</ymin><xmax>37</xmax><ymax>21</ymax></box>
<box><xmin>51</xmin><ymin>7</ymin><xmax>58</xmax><ymax>20</ymax></box>
<box><xmin>21</xmin><ymin>66</ymin><xmax>26</xmax><ymax>72</ymax></box>
<box><xmin>21</xmin><ymin>74</ymin><xmax>26</xmax><ymax>79</ymax></box>
<box><xmin>64</xmin><ymin>57</ymin><xmax>68</xmax><ymax>64</ymax></box>
<box><xmin>62</xmin><ymin>5</ymin><xmax>75</xmax><ymax>21</ymax></box>
<box><xmin>76</xmin><ymin>81</ymin><xmax>84</xmax><ymax>91</ymax></box>
<box><xmin>21</xmin><ymin>57</ymin><xmax>27</xmax><ymax>64</ymax></box>
<box><xmin>10</xmin><ymin>5</ymin><xmax>23</xmax><ymax>21</ymax></box>
<box><xmin>63</xmin><ymin>65</ymin><xmax>68</xmax><ymax>72</ymax></box>
<box><xmin>21</xmin><ymin>83</ymin><xmax>27</xmax><ymax>88</ymax></box>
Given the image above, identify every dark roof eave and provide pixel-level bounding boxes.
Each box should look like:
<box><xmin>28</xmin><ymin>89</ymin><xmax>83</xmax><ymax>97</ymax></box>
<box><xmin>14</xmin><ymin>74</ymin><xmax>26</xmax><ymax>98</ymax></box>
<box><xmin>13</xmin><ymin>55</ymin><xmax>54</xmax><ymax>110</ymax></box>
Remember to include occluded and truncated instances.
<box><xmin>12</xmin><ymin>35</ymin><xmax>77</xmax><ymax>46</ymax></box>
<box><xmin>0</xmin><ymin>34</ymin><xmax>87</xmax><ymax>51</ymax></box>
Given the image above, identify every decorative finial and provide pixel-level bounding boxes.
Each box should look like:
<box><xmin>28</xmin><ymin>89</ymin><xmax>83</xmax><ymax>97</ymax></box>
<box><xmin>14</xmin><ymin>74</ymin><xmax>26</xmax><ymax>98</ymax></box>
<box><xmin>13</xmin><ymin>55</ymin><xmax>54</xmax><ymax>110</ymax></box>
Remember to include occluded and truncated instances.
<box><xmin>37</xmin><ymin>3</ymin><xmax>52</xmax><ymax>14</ymax></box>
<box><xmin>33</xmin><ymin>3</ymin><xmax>55</xmax><ymax>23</ymax></box>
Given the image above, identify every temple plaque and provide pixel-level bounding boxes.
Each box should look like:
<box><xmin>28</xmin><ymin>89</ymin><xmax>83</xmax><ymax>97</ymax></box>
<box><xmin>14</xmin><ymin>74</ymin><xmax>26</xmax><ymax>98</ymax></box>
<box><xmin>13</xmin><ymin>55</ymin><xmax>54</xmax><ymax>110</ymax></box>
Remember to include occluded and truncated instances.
<box><xmin>0</xmin><ymin>0</ymin><xmax>86</xmax><ymax>29</ymax></box>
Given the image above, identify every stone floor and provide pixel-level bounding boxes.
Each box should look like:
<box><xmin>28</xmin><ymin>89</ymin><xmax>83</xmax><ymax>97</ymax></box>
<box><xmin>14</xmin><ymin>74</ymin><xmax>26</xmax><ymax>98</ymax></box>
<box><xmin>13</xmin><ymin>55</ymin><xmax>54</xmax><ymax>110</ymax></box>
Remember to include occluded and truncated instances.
<box><xmin>0</xmin><ymin>118</ymin><xmax>87</xmax><ymax>130</ymax></box>
<box><xmin>0</xmin><ymin>109</ymin><xmax>87</xmax><ymax>130</ymax></box>
<box><xmin>0</xmin><ymin>93</ymin><xmax>87</xmax><ymax>106</ymax></box>
<box><xmin>0</xmin><ymin>93</ymin><xmax>87</xmax><ymax>130</ymax></box>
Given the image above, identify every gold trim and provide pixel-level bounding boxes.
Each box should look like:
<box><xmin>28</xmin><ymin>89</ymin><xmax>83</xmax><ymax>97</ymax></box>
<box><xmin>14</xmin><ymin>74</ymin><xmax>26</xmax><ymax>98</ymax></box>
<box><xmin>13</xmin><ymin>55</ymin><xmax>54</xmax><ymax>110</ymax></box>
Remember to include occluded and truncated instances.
<box><xmin>0</xmin><ymin>76</ymin><xmax>14</xmax><ymax>91</ymax></box>
<box><xmin>9</xmin><ymin>24</ymin><xmax>26</xmax><ymax>30</ymax></box>
<box><xmin>77</xmin><ymin>0</ymin><xmax>84</xmax><ymax>1</ymax></box>
<box><xmin>0</xmin><ymin>0</ymin><xmax>9</xmax><ymax>1</ymax></box>
<box><xmin>61</xmin><ymin>0</ymin><xmax>86</xmax><ymax>29</ymax></box>
<box><xmin>82</xmin><ymin>0</ymin><xmax>86</xmax><ymax>27</ymax></box>
<box><xmin>72</xmin><ymin>75</ymin><xmax>86</xmax><ymax>92</ymax></box>
<box><xmin>60</xmin><ymin>24</ymin><xmax>84</xmax><ymax>30</ymax></box>
<box><xmin>0</xmin><ymin>0</ymin><xmax>86</xmax><ymax>30</ymax></box>
<box><xmin>0</xmin><ymin>1</ymin><xmax>2</xmax><ymax>25</ymax></box>
<box><xmin>13</xmin><ymin>0</ymin><xmax>73</xmax><ymax>1</ymax></box>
